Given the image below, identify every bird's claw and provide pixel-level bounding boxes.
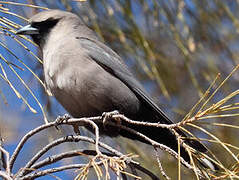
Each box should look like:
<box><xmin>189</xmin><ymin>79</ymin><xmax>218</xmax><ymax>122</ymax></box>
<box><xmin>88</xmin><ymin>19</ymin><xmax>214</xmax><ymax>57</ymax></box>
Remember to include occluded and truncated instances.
<box><xmin>102</xmin><ymin>110</ymin><xmax>120</xmax><ymax>128</ymax></box>
<box><xmin>56</xmin><ymin>114</ymin><xmax>71</xmax><ymax>123</ymax></box>
<box><xmin>55</xmin><ymin>114</ymin><xmax>71</xmax><ymax>130</ymax></box>
<box><xmin>73</xmin><ymin>124</ymin><xmax>81</xmax><ymax>135</ymax></box>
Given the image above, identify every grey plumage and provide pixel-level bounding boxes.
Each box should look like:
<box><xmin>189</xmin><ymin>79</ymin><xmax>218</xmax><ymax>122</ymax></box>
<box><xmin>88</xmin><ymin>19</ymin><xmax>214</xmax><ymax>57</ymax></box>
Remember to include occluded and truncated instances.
<box><xmin>17</xmin><ymin>10</ymin><xmax>216</xmax><ymax>169</ymax></box>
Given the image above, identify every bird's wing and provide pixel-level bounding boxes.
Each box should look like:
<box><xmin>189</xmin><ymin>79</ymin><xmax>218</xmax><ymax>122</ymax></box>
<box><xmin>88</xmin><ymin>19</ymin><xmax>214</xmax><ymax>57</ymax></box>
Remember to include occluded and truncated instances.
<box><xmin>79</xmin><ymin>37</ymin><xmax>172</xmax><ymax>124</ymax></box>
<box><xmin>79</xmin><ymin>37</ymin><xmax>208</xmax><ymax>153</ymax></box>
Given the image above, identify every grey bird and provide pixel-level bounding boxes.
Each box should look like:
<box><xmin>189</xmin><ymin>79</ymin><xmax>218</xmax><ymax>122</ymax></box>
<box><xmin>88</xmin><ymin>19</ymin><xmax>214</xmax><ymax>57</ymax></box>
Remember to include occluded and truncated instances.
<box><xmin>16</xmin><ymin>9</ymin><xmax>216</xmax><ymax>169</ymax></box>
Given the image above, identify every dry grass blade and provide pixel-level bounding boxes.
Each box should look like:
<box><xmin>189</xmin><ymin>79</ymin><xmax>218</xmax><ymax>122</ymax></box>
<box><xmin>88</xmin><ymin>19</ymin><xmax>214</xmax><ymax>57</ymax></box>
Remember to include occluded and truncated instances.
<box><xmin>0</xmin><ymin>9</ymin><xmax>28</xmax><ymax>21</ymax></box>
<box><xmin>199</xmin><ymin>64</ymin><xmax>239</xmax><ymax>112</ymax></box>
<box><xmin>178</xmin><ymin>137</ymin><xmax>181</xmax><ymax>180</ymax></box>
<box><xmin>0</xmin><ymin>7</ymin><xmax>51</xmax><ymax>123</ymax></box>
<box><xmin>75</xmin><ymin>164</ymin><xmax>90</xmax><ymax>180</ymax></box>
<box><xmin>0</xmin><ymin>41</ymin><xmax>46</xmax><ymax>88</ymax></box>
<box><xmin>0</xmin><ymin>1</ymin><xmax>48</xmax><ymax>10</ymax></box>
<box><xmin>0</xmin><ymin>60</ymin><xmax>37</xmax><ymax>114</ymax></box>
<box><xmin>102</xmin><ymin>159</ymin><xmax>110</xmax><ymax>180</ymax></box>
<box><xmin>171</xmin><ymin>64</ymin><xmax>239</xmax><ymax>179</ymax></box>
<box><xmin>74</xmin><ymin>153</ymin><xmax>139</xmax><ymax>180</ymax></box>
<box><xmin>0</xmin><ymin>16</ymin><xmax>20</xmax><ymax>29</ymax></box>
<box><xmin>179</xmin><ymin>122</ymin><xmax>237</xmax><ymax>175</ymax></box>
<box><xmin>193</xmin><ymin>137</ymin><xmax>239</xmax><ymax>151</ymax></box>
<box><xmin>0</xmin><ymin>54</ymin><xmax>48</xmax><ymax>123</ymax></box>
<box><xmin>188</xmin><ymin>123</ymin><xmax>238</xmax><ymax>171</ymax></box>
<box><xmin>182</xmin><ymin>73</ymin><xmax>220</xmax><ymax>121</ymax></box>
<box><xmin>203</xmin><ymin>122</ymin><xmax>239</xmax><ymax>129</ymax></box>
<box><xmin>0</xmin><ymin>88</ymin><xmax>8</xmax><ymax>105</ymax></box>
<box><xmin>187</xmin><ymin>149</ymin><xmax>200</xmax><ymax>180</ymax></box>
<box><xmin>0</xmin><ymin>25</ymin><xmax>38</xmax><ymax>48</ymax></box>
<box><xmin>91</xmin><ymin>159</ymin><xmax>102</xmax><ymax>179</ymax></box>
<box><xmin>12</xmin><ymin>36</ymin><xmax>42</xmax><ymax>63</ymax></box>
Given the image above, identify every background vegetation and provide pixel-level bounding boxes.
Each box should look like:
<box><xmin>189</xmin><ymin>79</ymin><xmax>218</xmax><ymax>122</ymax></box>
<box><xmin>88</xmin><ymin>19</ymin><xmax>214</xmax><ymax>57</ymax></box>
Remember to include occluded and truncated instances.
<box><xmin>1</xmin><ymin>0</ymin><xmax>239</xmax><ymax>179</ymax></box>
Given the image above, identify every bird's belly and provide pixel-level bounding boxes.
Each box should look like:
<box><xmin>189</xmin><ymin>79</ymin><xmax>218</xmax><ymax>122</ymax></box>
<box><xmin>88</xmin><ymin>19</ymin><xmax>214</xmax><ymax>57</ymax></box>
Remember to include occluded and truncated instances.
<box><xmin>47</xmin><ymin>62</ymin><xmax>140</xmax><ymax>119</ymax></box>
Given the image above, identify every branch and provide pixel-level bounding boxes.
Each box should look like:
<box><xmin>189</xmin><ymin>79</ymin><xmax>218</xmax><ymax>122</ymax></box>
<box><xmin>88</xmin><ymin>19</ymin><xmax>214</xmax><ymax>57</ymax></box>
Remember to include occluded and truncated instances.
<box><xmin>8</xmin><ymin>113</ymin><xmax>206</xmax><ymax>179</ymax></box>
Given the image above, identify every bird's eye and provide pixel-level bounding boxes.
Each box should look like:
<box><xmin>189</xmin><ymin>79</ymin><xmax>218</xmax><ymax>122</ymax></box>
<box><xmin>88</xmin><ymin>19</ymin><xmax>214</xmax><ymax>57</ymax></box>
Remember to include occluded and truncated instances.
<box><xmin>31</xmin><ymin>22</ymin><xmax>41</xmax><ymax>28</ymax></box>
<box><xmin>31</xmin><ymin>18</ymin><xmax>60</xmax><ymax>30</ymax></box>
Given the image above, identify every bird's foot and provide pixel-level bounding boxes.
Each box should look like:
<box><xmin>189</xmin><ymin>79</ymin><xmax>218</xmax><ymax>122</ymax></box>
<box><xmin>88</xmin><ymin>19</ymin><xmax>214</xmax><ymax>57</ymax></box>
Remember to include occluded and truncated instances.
<box><xmin>102</xmin><ymin>110</ymin><xmax>120</xmax><ymax>129</ymax></box>
<box><xmin>73</xmin><ymin>124</ymin><xmax>81</xmax><ymax>135</ymax></box>
<box><xmin>56</xmin><ymin>114</ymin><xmax>71</xmax><ymax>123</ymax></box>
<box><xmin>55</xmin><ymin>114</ymin><xmax>71</xmax><ymax>130</ymax></box>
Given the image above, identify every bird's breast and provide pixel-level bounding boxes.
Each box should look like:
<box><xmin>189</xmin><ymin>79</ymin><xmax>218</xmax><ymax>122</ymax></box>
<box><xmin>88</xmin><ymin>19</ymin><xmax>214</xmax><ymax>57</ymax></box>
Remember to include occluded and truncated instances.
<box><xmin>43</xmin><ymin>51</ymin><xmax>140</xmax><ymax>118</ymax></box>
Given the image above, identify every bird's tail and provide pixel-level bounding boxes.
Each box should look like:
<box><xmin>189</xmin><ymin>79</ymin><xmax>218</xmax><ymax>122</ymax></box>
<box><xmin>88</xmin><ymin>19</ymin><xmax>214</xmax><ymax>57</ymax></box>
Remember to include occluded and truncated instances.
<box><xmin>119</xmin><ymin>123</ymin><xmax>218</xmax><ymax>171</ymax></box>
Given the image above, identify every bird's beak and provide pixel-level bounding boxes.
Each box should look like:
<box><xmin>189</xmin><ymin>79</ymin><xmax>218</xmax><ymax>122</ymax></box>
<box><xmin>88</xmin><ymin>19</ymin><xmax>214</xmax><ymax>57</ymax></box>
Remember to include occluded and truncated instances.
<box><xmin>16</xmin><ymin>24</ymin><xmax>39</xmax><ymax>35</ymax></box>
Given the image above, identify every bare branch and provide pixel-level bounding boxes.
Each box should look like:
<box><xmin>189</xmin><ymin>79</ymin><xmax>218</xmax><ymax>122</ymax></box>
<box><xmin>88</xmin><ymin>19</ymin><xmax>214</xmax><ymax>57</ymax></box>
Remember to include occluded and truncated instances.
<box><xmin>154</xmin><ymin>147</ymin><xmax>171</xmax><ymax>180</ymax></box>
<box><xmin>0</xmin><ymin>170</ymin><xmax>13</xmax><ymax>179</ymax></box>
<box><xmin>0</xmin><ymin>146</ymin><xmax>10</xmax><ymax>176</ymax></box>
<box><xmin>8</xmin><ymin>114</ymin><xmax>207</xmax><ymax>179</ymax></box>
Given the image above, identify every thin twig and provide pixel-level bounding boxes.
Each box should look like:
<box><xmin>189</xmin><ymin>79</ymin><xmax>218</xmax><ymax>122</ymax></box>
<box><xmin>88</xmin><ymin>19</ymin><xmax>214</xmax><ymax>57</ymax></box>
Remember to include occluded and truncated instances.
<box><xmin>16</xmin><ymin>135</ymin><xmax>125</xmax><ymax>177</ymax></box>
<box><xmin>20</xmin><ymin>163</ymin><xmax>100</xmax><ymax>180</ymax></box>
<box><xmin>9</xmin><ymin>121</ymin><xmax>57</xmax><ymax>170</ymax></box>
<box><xmin>0</xmin><ymin>171</ymin><xmax>13</xmax><ymax>179</ymax></box>
<box><xmin>0</xmin><ymin>146</ymin><xmax>9</xmax><ymax>175</ymax></box>
<box><xmin>9</xmin><ymin>114</ymin><xmax>204</xmax><ymax>179</ymax></box>
<box><xmin>154</xmin><ymin>147</ymin><xmax>171</xmax><ymax>180</ymax></box>
<box><xmin>32</xmin><ymin>149</ymin><xmax>159</xmax><ymax>180</ymax></box>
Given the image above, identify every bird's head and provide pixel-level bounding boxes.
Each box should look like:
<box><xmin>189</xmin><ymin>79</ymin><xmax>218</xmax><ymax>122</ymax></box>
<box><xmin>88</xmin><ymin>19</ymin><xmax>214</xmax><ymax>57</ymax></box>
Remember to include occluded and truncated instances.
<box><xmin>16</xmin><ymin>9</ymin><xmax>83</xmax><ymax>47</ymax></box>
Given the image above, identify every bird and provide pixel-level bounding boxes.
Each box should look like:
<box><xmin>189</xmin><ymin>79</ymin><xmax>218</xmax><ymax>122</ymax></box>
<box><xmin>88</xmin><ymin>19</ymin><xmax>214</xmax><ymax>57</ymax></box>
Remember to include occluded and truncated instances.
<box><xmin>16</xmin><ymin>9</ymin><xmax>216</xmax><ymax>169</ymax></box>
